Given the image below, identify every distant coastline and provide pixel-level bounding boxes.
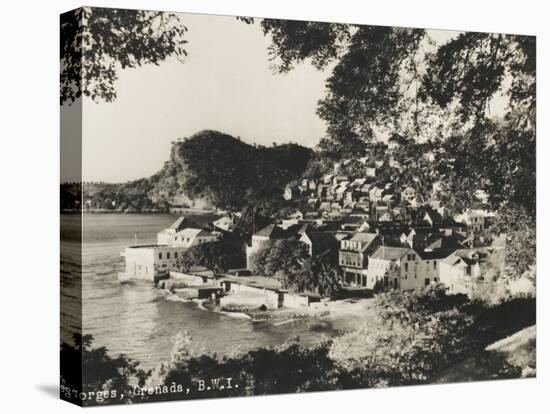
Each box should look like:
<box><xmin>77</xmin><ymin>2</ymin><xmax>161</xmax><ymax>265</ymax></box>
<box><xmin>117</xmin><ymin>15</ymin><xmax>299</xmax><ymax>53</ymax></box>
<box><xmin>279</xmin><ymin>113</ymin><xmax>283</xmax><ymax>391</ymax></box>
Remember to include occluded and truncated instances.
<box><xmin>61</xmin><ymin>208</ymin><xmax>219</xmax><ymax>215</ymax></box>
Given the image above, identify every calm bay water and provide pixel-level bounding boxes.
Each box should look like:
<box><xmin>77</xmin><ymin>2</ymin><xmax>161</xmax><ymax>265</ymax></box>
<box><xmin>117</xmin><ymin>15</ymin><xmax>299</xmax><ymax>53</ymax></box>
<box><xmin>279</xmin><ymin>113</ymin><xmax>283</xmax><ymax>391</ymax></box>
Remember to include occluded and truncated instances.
<box><xmin>61</xmin><ymin>213</ymin><xmax>338</xmax><ymax>369</ymax></box>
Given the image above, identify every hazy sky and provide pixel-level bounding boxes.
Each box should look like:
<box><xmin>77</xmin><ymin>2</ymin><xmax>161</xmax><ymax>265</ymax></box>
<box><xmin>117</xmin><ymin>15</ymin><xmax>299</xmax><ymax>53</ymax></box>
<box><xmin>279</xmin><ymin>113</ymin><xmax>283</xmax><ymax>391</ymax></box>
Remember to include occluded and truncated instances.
<box><xmin>80</xmin><ymin>13</ymin><xmax>331</xmax><ymax>183</ymax></box>
<box><xmin>68</xmin><ymin>14</ymin><xmax>495</xmax><ymax>183</ymax></box>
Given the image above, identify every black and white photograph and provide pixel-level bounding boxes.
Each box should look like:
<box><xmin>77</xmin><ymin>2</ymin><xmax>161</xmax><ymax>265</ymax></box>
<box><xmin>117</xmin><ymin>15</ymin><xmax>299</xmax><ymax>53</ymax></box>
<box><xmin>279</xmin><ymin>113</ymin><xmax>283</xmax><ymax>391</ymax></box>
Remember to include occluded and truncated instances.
<box><xmin>58</xmin><ymin>5</ymin><xmax>538</xmax><ymax>407</ymax></box>
<box><xmin>1</xmin><ymin>0</ymin><xmax>547</xmax><ymax>413</ymax></box>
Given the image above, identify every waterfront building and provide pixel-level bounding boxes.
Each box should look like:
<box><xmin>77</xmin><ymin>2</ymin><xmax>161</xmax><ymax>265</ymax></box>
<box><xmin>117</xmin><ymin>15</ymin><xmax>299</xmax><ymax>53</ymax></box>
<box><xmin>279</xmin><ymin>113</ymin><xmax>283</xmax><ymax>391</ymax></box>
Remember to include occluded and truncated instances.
<box><xmin>366</xmin><ymin>246</ymin><xmax>425</xmax><ymax>290</ymax></box>
<box><xmin>171</xmin><ymin>228</ymin><xmax>217</xmax><ymax>248</ymax></box>
<box><xmin>339</xmin><ymin>232</ymin><xmax>381</xmax><ymax>287</ymax></box>
<box><xmin>119</xmin><ymin>217</ymin><xmax>216</xmax><ymax>282</ymax></box>
<box><xmin>119</xmin><ymin>244</ymin><xmax>187</xmax><ymax>282</ymax></box>
<box><xmin>157</xmin><ymin>216</ymin><xmax>198</xmax><ymax>245</ymax></box>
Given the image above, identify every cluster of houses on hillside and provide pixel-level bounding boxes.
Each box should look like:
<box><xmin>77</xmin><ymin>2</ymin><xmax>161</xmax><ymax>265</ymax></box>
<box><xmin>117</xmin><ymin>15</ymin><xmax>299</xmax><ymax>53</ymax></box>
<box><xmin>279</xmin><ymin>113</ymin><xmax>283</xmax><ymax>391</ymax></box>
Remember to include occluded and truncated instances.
<box><xmin>119</xmin><ymin>206</ymin><xmax>498</xmax><ymax>298</ymax></box>
<box><xmin>245</xmin><ymin>207</ymin><xmax>498</xmax><ymax>295</ymax></box>
<box><xmin>119</xmin><ymin>150</ymin><xmax>502</xmax><ymax>298</ymax></box>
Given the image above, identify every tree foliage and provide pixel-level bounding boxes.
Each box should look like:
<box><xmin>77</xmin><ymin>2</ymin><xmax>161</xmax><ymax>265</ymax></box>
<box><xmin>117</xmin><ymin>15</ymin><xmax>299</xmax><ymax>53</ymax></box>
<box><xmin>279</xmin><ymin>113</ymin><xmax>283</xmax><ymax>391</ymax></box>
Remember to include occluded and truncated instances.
<box><xmin>490</xmin><ymin>205</ymin><xmax>536</xmax><ymax>277</ymax></box>
<box><xmin>295</xmin><ymin>255</ymin><xmax>341</xmax><ymax>297</ymax></box>
<box><xmin>177</xmin><ymin>239</ymin><xmax>243</xmax><ymax>276</ymax></box>
<box><xmin>330</xmin><ymin>286</ymin><xmax>478</xmax><ymax>385</ymax></box>
<box><xmin>74</xmin><ymin>130</ymin><xmax>313</xmax><ymax>214</ymax></box>
<box><xmin>250</xmin><ymin>238</ymin><xmax>309</xmax><ymax>287</ymax></box>
<box><xmin>60</xmin><ymin>334</ymin><xmax>145</xmax><ymax>406</ymax></box>
<box><xmin>329</xmin><ymin>285</ymin><xmax>535</xmax><ymax>386</ymax></box>
<box><xmin>60</xmin><ymin>7</ymin><xmax>187</xmax><ymax>104</ymax></box>
<box><xmin>62</xmin><ymin>291</ymin><xmax>535</xmax><ymax>405</ymax></box>
<box><xmin>258</xmin><ymin>20</ymin><xmax>536</xmax><ymax>279</ymax></box>
<box><xmin>259</xmin><ymin>21</ymin><xmax>535</xmax><ymax>222</ymax></box>
<box><xmin>172</xmin><ymin>131</ymin><xmax>313</xmax><ymax>211</ymax></box>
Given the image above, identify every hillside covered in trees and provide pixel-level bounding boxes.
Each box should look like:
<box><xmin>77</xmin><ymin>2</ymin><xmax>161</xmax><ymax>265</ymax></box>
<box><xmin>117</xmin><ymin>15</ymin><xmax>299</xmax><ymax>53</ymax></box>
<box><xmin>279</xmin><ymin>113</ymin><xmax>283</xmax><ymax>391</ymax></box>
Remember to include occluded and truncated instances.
<box><xmin>62</xmin><ymin>130</ymin><xmax>313</xmax><ymax>213</ymax></box>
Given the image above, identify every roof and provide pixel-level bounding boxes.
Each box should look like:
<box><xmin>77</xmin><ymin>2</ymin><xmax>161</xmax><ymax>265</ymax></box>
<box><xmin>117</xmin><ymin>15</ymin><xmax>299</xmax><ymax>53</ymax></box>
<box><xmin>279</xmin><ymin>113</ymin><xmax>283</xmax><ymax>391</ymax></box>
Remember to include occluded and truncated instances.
<box><xmin>350</xmin><ymin>206</ymin><xmax>369</xmax><ymax>215</ymax></box>
<box><xmin>341</xmin><ymin>215</ymin><xmax>364</xmax><ymax>225</ymax></box>
<box><xmin>302</xmin><ymin>231</ymin><xmax>338</xmax><ymax>254</ymax></box>
<box><xmin>370</xmin><ymin>246</ymin><xmax>411</xmax><ymax>261</ymax></box>
<box><xmin>442</xmin><ymin>217</ymin><xmax>467</xmax><ymax>228</ymax></box>
<box><xmin>351</xmin><ymin>178</ymin><xmax>367</xmax><ymax>186</ymax></box>
<box><xmin>417</xmin><ymin>249</ymin><xmax>454</xmax><ymax>260</ymax></box>
<box><xmin>169</xmin><ymin>216</ymin><xmax>198</xmax><ymax>232</ymax></box>
<box><xmin>423</xmin><ymin>209</ymin><xmax>443</xmax><ymax>224</ymax></box>
<box><xmin>442</xmin><ymin>248</ymin><xmax>489</xmax><ymax>266</ymax></box>
<box><xmin>254</xmin><ymin>224</ymin><xmax>288</xmax><ymax>239</ymax></box>
<box><xmin>422</xmin><ymin>235</ymin><xmax>465</xmax><ymax>251</ymax></box>
<box><xmin>350</xmin><ymin>232</ymin><xmax>379</xmax><ymax>244</ymax></box>
<box><xmin>442</xmin><ymin>255</ymin><xmax>467</xmax><ymax>267</ymax></box>
<box><xmin>175</xmin><ymin>227</ymin><xmax>214</xmax><ymax>239</ymax></box>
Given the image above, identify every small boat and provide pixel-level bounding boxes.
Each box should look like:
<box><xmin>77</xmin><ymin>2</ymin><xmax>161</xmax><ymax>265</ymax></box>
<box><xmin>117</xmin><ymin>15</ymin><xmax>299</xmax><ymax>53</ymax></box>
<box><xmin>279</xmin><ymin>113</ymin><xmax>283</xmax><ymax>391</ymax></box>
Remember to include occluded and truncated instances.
<box><xmin>251</xmin><ymin>315</ymin><xmax>270</xmax><ymax>324</ymax></box>
<box><xmin>117</xmin><ymin>272</ymin><xmax>132</xmax><ymax>283</ymax></box>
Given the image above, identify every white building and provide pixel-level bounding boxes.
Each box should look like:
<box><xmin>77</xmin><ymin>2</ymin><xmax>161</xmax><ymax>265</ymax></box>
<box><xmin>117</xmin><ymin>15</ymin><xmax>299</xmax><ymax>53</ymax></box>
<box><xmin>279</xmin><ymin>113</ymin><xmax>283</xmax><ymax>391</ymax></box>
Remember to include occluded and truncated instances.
<box><xmin>157</xmin><ymin>216</ymin><xmax>196</xmax><ymax>245</ymax></box>
<box><xmin>455</xmin><ymin>209</ymin><xmax>493</xmax><ymax>238</ymax></box>
<box><xmin>283</xmin><ymin>185</ymin><xmax>294</xmax><ymax>201</ymax></box>
<box><xmin>369</xmin><ymin>186</ymin><xmax>384</xmax><ymax>203</ymax></box>
<box><xmin>119</xmin><ymin>217</ymin><xmax>216</xmax><ymax>282</ymax></box>
<box><xmin>366</xmin><ymin>246</ymin><xmax>436</xmax><ymax>291</ymax></box>
<box><xmin>119</xmin><ymin>244</ymin><xmax>187</xmax><ymax>282</ymax></box>
<box><xmin>401</xmin><ymin>186</ymin><xmax>417</xmax><ymax>206</ymax></box>
<box><xmin>367</xmin><ymin>246</ymin><xmax>411</xmax><ymax>290</ymax></box>
<box><xmin>212</xmin><ymin>212</ymin><xmax>240</xmax><ymax>232</ymax></box>
<box><xmin>439</xmin><ymin>249</ymin><xmax>486</xmax><ymax>294</ymax></box>
<box><xmin>171</xmin><ymin>228</ymin><xmax>217</xmax><ymax>248</ymax></box>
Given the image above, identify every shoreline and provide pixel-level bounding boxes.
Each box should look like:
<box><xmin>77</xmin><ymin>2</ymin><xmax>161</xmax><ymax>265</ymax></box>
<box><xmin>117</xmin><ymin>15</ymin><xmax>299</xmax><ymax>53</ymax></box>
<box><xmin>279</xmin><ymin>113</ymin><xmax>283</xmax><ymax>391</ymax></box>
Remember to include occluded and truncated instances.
<box><xmin>162</xmin><ymin>287</ymin><xmax>373</xmax><ymax>333</ymax></box>
<box><xmin>61</xmin><ymin>209</ymin><xmax>218</xmax><ymax>215</ymax></box>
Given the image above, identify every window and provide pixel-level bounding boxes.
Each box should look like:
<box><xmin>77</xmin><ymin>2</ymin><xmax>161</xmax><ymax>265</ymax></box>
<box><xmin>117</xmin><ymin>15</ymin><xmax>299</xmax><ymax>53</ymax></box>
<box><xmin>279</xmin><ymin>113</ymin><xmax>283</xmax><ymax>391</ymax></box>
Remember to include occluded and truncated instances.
<box><xmin>175</xmin><ymin>252</ymin><xmax>178</xmax><ymax>258</ymax></box>
<box><xmin>405</xmin><ymin>263</ymin><xmax>409</xmax><ymax>272</ymax></box>
<box><xmin>158</xmin><ymin>252</ymin><xmax>162</xmax><ymax>260</ymax></box>
<box><xmin>167</xmin><ymin>252</ymin><xmax>171</xmax><ymax>259</ymax></box>
<box><xmin>433</xmin><ymin>261</ymin><xmax>437</xmax><ymax>270</ymax></box>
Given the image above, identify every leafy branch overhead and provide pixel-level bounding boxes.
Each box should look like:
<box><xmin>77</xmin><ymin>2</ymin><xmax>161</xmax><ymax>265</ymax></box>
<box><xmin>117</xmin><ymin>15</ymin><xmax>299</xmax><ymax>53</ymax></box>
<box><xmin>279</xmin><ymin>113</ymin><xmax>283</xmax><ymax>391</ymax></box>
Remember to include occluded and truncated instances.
<box><xmin>260</xmin><ymin>20</ymin><xmax>535</xmax><ymax>218</ymax></box>
<box><xmin>60</xmin><ymin>7</ymin><xmax>188</xmax><ymax>104</ymax></box>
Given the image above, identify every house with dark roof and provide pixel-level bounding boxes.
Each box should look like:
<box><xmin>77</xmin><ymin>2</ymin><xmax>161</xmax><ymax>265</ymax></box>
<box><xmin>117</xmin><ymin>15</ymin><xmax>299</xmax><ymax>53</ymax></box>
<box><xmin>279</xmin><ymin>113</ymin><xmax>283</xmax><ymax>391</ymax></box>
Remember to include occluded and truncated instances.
<box><xmin>400</xmin><ymin>229</ymin><xmax>466</xmax><ymax>252</ymax></box>
<box><xmin>367</xmin><ymin>246</ymin><xmax>436</xmax><ymax>290</ymax></box>
<box><xmin>212</xmin><ymin>212</ymin><xmax>241</xmax><ymax>232</ymax></box>
<box><xmin>438</xmin><ymin>248</ymin><xmax>490</xmax><ymax>294</ymax></box>
<box><xmin>157</xmin><ymin>216</ymin><xmax>200</xmax><ymax>245</ymax></box>
<box><xmin>246</xmin><ymin>224</ymin><xmax>292</xmax><ymax>270</ymax></box>
<box><xmin>454</xmin><ymin>209</ymin><xmax>494</xmax><ymax>238</ymax></box>
<box><xmin>299</xmin><ymin>230</ymin><xmax>339</xmax><ymax>259</ymax></box>
<box><xmin>395</xmin><ymin>229</ymin><xmax>467</xmax><ymax>283</ymax></box>
<box><xmin>339</xmin><ymin>232</ymin><xmax>381</xmax><ymax>287</ymax></box>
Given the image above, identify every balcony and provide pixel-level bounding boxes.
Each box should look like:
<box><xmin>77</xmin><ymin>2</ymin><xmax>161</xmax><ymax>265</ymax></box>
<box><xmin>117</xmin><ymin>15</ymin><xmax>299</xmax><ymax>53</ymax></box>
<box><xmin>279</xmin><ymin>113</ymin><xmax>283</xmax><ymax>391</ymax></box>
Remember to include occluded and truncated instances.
<box><xmin>339</xmin><ymin>251</ymin><xmax>365</xmax><ymax>269</ymax></box>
